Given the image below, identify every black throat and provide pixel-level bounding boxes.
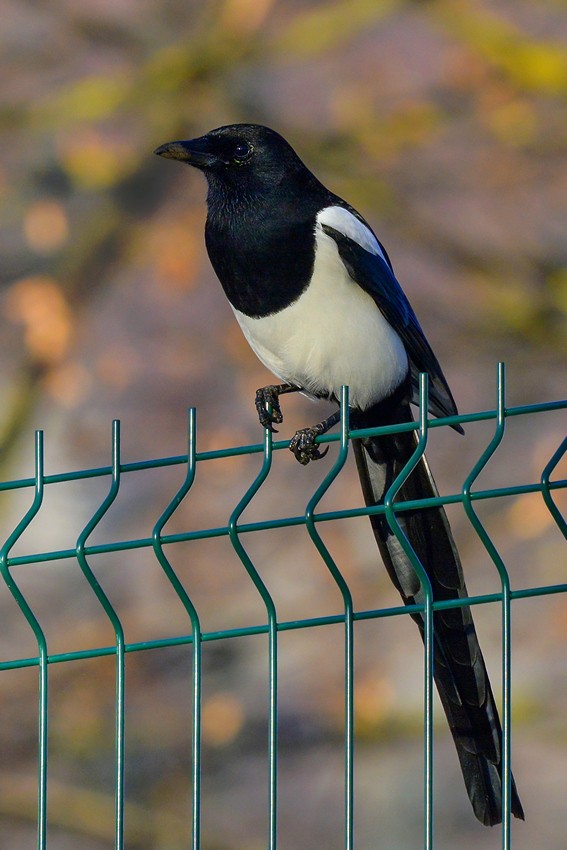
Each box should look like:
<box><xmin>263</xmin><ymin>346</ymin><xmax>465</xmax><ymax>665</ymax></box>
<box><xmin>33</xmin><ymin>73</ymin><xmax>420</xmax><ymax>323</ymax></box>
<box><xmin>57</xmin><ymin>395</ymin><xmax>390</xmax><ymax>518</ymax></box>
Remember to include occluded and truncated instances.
<box><xmin>204</xmin><ymin>176</ymin><xmax>331</xmax><ymax>318</ymax></box>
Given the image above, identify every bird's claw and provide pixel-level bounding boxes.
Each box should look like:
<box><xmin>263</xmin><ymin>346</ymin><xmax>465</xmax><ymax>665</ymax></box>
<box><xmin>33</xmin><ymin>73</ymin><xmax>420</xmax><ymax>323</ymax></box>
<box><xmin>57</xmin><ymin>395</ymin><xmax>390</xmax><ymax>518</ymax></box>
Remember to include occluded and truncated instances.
<box><xmin>255</xmin><ymin>386</ymin><xmax>284</xmax><ymax>432</ymax></box>
<box><xmin>289</xmin><ymin>427</ymin><xmax>329</xmax><ymax>465</ymax></box>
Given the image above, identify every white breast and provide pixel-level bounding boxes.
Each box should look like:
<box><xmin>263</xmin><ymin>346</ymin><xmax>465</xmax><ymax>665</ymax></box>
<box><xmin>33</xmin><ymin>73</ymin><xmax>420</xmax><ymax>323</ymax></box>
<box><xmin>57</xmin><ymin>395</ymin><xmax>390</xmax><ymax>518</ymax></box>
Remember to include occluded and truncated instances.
<box><xmin>232</xmin><ymin>205</ymin><xmax>408</xmax><ymax>411</ymax></box>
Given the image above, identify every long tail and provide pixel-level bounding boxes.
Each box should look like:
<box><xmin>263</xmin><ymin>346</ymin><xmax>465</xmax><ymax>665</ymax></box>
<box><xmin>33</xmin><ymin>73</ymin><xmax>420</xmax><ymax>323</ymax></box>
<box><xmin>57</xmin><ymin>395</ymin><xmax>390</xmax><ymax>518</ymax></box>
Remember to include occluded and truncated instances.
<box><xmin>351</xmin><ymin>396</ymin><xmax>524</xmax><ymax>826</ymax></box>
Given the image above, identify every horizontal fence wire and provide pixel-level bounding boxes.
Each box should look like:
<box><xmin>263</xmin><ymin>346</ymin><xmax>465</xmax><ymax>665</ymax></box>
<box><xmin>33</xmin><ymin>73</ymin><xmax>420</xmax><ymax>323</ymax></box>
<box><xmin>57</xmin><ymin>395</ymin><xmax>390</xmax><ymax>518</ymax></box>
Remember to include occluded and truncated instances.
<box><xmin>0</xmin><ymin>364</ymin><xmax>566</xmax><ymax>850</ymax></box>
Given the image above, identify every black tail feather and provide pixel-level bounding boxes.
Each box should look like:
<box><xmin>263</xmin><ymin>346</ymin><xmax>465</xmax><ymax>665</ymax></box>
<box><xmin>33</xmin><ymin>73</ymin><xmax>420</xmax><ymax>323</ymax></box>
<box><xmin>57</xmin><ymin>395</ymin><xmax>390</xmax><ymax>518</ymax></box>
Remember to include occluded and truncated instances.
<box><xmin>351</xmin><ymin>396</ymin><xmax>524</xmax><ymax>826</ymax></box>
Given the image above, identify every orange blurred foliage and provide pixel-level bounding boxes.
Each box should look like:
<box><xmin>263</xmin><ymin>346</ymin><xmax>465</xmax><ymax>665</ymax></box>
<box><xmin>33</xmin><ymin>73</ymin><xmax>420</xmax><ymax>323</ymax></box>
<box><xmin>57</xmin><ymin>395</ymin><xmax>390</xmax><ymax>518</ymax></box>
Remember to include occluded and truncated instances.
<box><xmin>23</xmin><ymin>200</ymin><xmax>69</xmax><ymax>255</ymax></box>
<box><xmin>146</xmin><ymin>214</ymin><xmax>201</xmax><ymax>292</ymax></box>
<box><xmin>4</xmin><ymin>275</ymin><xmax>72</xmax><ymax>366</ymax></box>
<box><xmin>56</xmin><ymin>127</ymin><xmax>137</xmax><ymax>190</ymax></box>
<box><xmin>202</xmin><ymin>691</ymin><xmax>245</xmax><ymax>747</ymax></box>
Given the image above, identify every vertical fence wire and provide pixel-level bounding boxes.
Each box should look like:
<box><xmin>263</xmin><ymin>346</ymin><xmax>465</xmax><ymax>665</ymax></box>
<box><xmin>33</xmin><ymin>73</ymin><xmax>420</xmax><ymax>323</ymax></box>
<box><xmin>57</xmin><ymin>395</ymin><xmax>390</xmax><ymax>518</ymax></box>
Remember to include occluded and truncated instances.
<box><xmin>227</xmin><ymin>422</ymin><xmax>278</xmax><ymax>850</ymax></box>
<box><xmin>75</xmin><ymin>420</ymin><xmax>125</xmax><ymax>850</ymax></box>
<box><xmin>462</xmin><ymin>364</ymin><xmax>512</xmax><ymax>850</ymax></box>
<box><xmin>382</xmin><ymin>374</ymin><xmax>435</xmax><ymax>850</ymax></box>
<box><xmin>304</xmin><ymin>386</ymin><xmax>354</xmax><ymax>850</ymax></box>
<box><xmin>541</xmin><ymin>436</ymin><xmax>567</xmax><ymax>539</ymax></box>
<box><xmin>0</xmin><ymin>431</ymin><xmax>47</xmax><ymax>850</ymax></box>
<box><xmin>152</xmin><ymin>408</ymin><xmax>201</xmax><ymax>850</ymax></box>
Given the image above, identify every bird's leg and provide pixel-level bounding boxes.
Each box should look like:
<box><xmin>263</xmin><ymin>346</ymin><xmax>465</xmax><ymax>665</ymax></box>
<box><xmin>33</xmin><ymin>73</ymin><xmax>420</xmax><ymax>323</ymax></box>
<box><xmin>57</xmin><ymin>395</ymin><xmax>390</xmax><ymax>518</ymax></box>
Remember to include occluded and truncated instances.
<box><xmin>289</xmin><ymin>410</ymin><xmax>340</xmax><ymax>465</ymax></box>
<box><xmin>255</xmin><ymin>383</ymin><xmax>300</xmax><ymax>432</ymax></box>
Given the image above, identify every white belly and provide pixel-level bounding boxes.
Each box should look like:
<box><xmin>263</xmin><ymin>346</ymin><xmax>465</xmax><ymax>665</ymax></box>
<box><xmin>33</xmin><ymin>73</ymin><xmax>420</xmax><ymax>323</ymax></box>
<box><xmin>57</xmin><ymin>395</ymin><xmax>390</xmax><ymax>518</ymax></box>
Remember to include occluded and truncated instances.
<box><xmin>231</xmin><ymin>212</ymin><xmax>408</xmax><ymax>411</ymax></box>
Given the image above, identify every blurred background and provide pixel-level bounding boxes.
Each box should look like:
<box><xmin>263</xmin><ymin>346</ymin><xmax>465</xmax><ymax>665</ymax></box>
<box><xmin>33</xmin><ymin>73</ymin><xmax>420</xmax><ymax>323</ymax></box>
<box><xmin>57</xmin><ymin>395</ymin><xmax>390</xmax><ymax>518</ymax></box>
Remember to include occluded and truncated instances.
<box><xmin>1</xmin><ymin>0</ymin><xmax>566</xmax><ymax>848</ymax></box>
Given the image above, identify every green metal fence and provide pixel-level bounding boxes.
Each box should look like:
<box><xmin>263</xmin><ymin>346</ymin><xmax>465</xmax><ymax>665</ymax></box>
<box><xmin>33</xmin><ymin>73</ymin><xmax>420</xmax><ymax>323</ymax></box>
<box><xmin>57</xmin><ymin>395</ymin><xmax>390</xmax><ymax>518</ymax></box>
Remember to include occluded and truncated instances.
<box><xmin>0</xmin><ymin>364</ymin><xmax>565</xmax><ymax>850</ymax></box>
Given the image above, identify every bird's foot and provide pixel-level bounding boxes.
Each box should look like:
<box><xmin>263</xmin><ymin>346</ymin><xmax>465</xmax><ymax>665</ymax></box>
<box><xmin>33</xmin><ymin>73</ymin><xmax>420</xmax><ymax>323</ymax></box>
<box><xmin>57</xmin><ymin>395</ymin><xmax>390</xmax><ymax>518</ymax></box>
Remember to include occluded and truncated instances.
<box><xmin>255</xmin><ymin>383</ymin><xmax>297</xmax><ymax>432</ymax></box>
<box><xmin>289</xmin><ymin>425</ymin><xmax>329</xmax><ymax>465</ymax></box>
<box><xmin>288</xmin><ymin>409</ymin><xmax>340</xmax><ymax>465</ymax></box>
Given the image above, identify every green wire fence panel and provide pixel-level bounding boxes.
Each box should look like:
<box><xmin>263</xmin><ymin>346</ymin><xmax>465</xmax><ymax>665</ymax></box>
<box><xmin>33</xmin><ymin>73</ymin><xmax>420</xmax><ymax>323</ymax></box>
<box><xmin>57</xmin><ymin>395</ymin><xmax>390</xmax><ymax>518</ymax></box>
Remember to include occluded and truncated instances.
<box><xmin>0</xmin><ymin>365</ymin><xmax>566</xmax><ymax>850</ymax></box>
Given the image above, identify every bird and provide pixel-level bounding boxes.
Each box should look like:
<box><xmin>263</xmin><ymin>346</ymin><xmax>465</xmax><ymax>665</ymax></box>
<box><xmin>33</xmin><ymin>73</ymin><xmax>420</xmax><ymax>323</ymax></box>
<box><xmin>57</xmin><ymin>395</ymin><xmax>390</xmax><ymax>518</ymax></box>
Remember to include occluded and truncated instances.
<box><xmin>154</xmin><ymin>123</ymin><xmax>524</xmax><ymax>826</ymax></box>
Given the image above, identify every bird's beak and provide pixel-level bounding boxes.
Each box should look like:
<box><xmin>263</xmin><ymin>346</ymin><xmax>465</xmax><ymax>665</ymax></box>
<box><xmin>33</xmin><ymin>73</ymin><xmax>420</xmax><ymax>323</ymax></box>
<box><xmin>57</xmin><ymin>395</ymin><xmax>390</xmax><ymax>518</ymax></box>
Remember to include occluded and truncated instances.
<box><xmin>153</xmin><ymin>139</ymin><xmax>222</xmax><ymax>169</ymax></box>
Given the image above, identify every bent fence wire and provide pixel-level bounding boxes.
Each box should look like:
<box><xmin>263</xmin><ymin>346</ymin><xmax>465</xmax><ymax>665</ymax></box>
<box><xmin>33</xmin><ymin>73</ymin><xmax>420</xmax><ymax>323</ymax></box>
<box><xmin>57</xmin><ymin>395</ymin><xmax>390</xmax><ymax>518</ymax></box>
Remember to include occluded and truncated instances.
<box><xmin>0</xmin><ymin>364</ymin><xmax>565</xmax><ymax>850</ymax></box>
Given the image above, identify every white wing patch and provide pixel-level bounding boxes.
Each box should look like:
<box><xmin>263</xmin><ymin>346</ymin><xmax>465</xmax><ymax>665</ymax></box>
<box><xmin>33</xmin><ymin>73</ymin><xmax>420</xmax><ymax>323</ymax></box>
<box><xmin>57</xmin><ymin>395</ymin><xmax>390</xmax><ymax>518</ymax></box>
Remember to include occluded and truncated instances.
<box><xmin>316</xmin><ymin>205</ymin><xmax>387</xmax><ymax>261</ymax></box>
<box><xmin>231</xmin><ymin>207</ymin><xmax>408</xmax><ymax>411</ymax></box>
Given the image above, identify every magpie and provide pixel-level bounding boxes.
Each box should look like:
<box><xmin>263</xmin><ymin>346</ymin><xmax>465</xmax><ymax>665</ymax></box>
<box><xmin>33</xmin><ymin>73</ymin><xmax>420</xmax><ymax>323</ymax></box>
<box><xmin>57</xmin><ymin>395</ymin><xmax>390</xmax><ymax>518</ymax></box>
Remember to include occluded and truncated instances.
<box><xmin>154</xmin><ymin>123</ymin><xmax>524</xmax><ymax>826</ymax></box>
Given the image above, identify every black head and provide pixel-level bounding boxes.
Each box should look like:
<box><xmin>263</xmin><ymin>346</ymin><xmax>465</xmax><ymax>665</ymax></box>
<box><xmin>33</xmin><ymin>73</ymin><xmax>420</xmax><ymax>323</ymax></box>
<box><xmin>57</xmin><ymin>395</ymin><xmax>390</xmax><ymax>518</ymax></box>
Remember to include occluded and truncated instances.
<box><xmin>154</xmin><ymin>123</ymin><xmax>320</xmax><ymax>198</ymax></box>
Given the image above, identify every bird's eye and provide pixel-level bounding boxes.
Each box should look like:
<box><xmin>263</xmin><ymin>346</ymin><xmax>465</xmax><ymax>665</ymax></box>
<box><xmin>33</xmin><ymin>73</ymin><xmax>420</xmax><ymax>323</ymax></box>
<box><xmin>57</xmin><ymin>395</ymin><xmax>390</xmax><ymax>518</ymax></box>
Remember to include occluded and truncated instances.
<box><xmin>232</xmin><ymin>141</ymin><xmax>253</xmax><ymax>164</ymax></box>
